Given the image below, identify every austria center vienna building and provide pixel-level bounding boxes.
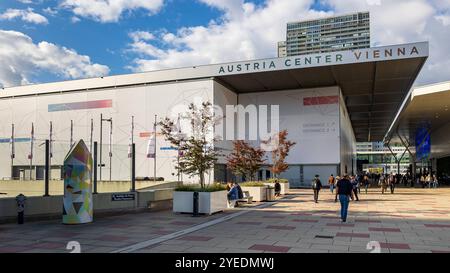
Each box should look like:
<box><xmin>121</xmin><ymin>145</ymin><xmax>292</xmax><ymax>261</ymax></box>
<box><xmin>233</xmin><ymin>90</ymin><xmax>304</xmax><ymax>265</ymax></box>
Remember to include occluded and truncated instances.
<box><xmin>0</xmin><ymin>41</ymin><xmax>428</xmax><ymax>187</ymax></box>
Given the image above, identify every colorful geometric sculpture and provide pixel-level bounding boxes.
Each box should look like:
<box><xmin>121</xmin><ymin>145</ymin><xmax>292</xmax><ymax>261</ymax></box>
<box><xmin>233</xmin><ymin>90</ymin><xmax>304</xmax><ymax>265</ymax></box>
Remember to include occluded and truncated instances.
<box><xmin>63</xmin><ymin>139</ymin><xmax>93</xmax><ymax>224</ymax></box>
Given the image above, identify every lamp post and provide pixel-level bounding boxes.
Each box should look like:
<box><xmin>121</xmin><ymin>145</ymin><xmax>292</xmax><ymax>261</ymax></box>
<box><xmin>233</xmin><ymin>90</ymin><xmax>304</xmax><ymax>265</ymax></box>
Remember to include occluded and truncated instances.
<box><xmin>99</xmin><ymin>114</ymin><xmax>112</xmax><ymax>181</ymax></box>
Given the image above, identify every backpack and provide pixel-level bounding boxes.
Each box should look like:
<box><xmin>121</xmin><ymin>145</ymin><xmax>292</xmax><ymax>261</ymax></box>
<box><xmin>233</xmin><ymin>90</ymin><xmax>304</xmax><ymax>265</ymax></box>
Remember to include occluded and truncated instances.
<box><xmin>312</xmin><ymin>178</ymin><xmax>320</xmax><ymax>189</ymax></box>
<box><xmin>312</xmin><ymin>179</ymin><xmax>318</xmax><ymax>189</ymax></box>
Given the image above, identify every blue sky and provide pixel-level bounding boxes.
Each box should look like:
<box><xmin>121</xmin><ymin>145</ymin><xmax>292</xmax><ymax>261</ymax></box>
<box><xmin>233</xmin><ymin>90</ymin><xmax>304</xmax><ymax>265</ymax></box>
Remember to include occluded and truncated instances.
<box><xmin>0</xmin><ymin>0</ymin><xmax>449</xmax><ymax>88</ymax></box>
<box><xmin>0</xmin><ymin>0</ymin><xmax>228</xmax><ymax>81</ymax></box>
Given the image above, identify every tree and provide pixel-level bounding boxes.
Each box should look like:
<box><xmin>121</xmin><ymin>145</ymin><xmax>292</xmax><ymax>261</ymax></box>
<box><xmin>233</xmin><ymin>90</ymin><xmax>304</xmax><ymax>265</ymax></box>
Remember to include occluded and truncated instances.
<box><xmin>227</xmin><ymin>140</ymin><xmax>266</xmax><ymax>181</ymax></box>
<box><xmin>262</xmin><ymin>130</ymin><xmax>296</xmax><ymax>178</ymax></box>
<box><xmin>159</xmin><ymin>101</ymin><xmax>219</xmax><ymax>188</ymax></box>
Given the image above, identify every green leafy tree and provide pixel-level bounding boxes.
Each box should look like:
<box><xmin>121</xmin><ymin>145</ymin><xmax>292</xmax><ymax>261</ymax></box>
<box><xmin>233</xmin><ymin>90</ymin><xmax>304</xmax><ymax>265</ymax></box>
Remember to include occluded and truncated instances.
<box><xmin>159</xmin><ymin>101</ymin><xmax>219</xmax><ymax>188</ymax></box>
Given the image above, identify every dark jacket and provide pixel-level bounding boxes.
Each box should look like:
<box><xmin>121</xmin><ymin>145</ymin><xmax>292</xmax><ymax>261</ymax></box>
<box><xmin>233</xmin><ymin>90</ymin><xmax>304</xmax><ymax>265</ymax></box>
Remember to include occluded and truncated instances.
<box><xmin>312</xmin><ymin>178</ymin><xmax>322</xmax><ymax>190</ymax></box>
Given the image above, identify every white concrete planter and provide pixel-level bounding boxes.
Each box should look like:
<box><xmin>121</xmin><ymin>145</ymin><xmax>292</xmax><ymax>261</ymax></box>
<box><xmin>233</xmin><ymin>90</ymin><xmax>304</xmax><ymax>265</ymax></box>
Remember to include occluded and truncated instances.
<box><xmin>241</xmin><ymin>186</ymin><xmax>268</xmax><ymax>202</ymax></box>
<box><xmin>173</xmin><ymin>190</ymin><xmax>228</xmax><ymax>215</ymax></box>
<box><xmin>263</xmin><ymin>183</ymin><xmax>290</xmax><ymax>195</ymax></box>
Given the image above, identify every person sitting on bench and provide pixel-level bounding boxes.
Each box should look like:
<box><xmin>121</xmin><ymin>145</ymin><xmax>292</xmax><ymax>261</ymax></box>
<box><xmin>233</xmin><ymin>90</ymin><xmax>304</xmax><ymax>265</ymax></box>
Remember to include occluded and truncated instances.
<box><xmin>227</xmin><ymin>182</ymin><xmax>239</xmax><ymax>208</ymax></box>
<box><xmin>274</xmin><ymin>180</ymin><xmax>281</xmax><ymax>197</ymax></box>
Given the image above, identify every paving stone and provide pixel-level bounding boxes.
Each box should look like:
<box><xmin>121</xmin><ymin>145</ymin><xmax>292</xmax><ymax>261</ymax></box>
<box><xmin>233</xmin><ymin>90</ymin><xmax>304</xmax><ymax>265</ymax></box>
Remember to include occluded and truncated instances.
<box><xmin>248</xmin><ymin>244</ymin><xmax>290</xmax><ymax>253</ymax></box>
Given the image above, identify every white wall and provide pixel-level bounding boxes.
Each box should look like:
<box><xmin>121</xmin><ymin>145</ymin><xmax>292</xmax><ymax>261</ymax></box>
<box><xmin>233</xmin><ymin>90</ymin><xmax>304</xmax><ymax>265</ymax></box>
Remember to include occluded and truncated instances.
<box><xmin>213</xmin><ymin>81</ymin><xmax>237</xmax><ymax>165</ymax></box>
<box><xmin>339</xmin><ymin>90</ymin><xmax>357</xmax><ymax>175</ymax></box>
<box><xmin>237</xmin><ymin>86</ymin><xmax>341</xmax><ymax>165</ymax></box>
<box><xmin>0</xmin><ymin>80</ymin><xmax>214</xmax><ymax>182</ymax></box>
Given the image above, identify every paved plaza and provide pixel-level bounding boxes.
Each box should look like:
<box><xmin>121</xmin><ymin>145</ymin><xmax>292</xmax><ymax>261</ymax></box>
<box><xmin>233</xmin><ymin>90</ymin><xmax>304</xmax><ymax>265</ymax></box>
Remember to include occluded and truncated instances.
<box><xmin>1</xmin><ymin>187</ymin><xmax>450</xmax><ymax>253</ymax></box>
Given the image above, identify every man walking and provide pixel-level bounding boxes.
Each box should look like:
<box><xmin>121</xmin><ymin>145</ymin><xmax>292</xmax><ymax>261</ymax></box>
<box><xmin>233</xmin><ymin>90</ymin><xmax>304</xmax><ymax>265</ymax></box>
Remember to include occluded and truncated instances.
<box><xmin>328</xmin><ymin>174</ymin><xmax>336</xmax><ymax>194</ymax></box>
<box><xmin>389</xmin><ymin>173</ymin><xmax>396</xmax><ymax>194</ymax></box>
<box><xmin>336</xmin><ymin>174</ymin><xmax>354</xmax><ymax>222</ymax></box>
<box><xmin>351</xmin><ymin>175</ymin><xmax>360</xmax><ymax>201</ymax></box>
<box><xmin>363</xmin><ymin>173</ymin><xmax>370</xmax><ymax>194</ymax></box>
<box><xmin>312</xmin><ymin>175</ymin><xmax>323</xmax><ymax>203</ymax></box>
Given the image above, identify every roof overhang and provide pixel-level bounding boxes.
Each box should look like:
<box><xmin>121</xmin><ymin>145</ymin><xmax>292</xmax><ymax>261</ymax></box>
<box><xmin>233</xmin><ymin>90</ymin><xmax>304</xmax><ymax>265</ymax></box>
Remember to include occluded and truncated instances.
<box><xmin>384</xmin><ymin>81</ymin><xmax>450</xmax><ymax>146</ymax></box>
<box><xmin>1</xmin><ymin>42</ymin><xmax>429</xmax><ymax>142</ymax></box>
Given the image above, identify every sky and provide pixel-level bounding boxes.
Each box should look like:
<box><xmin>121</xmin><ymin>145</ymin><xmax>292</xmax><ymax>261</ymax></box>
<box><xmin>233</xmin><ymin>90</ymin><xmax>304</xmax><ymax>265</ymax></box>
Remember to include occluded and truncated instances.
<box><xmin>0</xmin><ymin>0</ymin><xmax>449</xmax><ymax>88</ymax></box>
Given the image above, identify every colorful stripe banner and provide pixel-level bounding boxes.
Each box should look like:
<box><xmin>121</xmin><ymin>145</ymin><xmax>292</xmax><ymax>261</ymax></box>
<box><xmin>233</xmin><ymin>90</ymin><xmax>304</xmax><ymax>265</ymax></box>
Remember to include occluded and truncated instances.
<box><xmin>48</xmin><ymin>99</ymin><xmax>112</xmax><ymax>112</ymax></box>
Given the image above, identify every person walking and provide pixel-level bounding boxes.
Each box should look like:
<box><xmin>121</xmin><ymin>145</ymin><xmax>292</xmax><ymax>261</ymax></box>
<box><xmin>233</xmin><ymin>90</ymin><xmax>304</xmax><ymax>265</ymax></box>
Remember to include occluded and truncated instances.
<box><xmin>328</xmin><ymin>174</ymin><xmax>336</xmax><ymax>194</ymax></box>
<box><xmin>426</xmin><ymin>174</ymin><xmax>432</xmax><ymax>188</ymax></box>
<box><xmin>379</xmin><ymin>173</ymin><xmax>386</xmax><ymax>194</ymax></box>
<box><xmin>389</xmin><ymin>173</ymin><xmax>396</xmax><ymax>194</ymax></box>
<box><xmin>420</xmin><ymin>174</ymin><xmax>426</xmax><ymax>188</ymax></box>
<box><xmin>334</xmin><ymin>176</ymin><xmax>340</xmax><ymax>202</ymax></box>
<box><xmin>433</xmin><ymin>174</ymin><xmax>439</xmax><ymax>188</ymax></box>
<box><xmin>335</xmin><ymin>174</ymin><xmax>354</xmax><ymax>222</ymax></box>
<box><xmin>312</xmin><ymin>175</ymin><xmax>323</xmax><ymax>203</ymax></box>
<box><xmin>351</xmin><ymin>175</ymin><xmax>360</xmax><ymax>201</ymax></box>
<box><xmin>363</xmin><ymin>174</ymin><xmax>370</xmax><ymax>194</ymax></box>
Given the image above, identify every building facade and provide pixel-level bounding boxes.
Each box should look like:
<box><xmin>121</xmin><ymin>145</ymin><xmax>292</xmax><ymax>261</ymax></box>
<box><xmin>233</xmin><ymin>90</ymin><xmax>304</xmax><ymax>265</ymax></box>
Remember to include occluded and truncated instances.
<box><xmin>277</xmin><ymin>41</ymin><xmax>287</xmax><ymax>57</ymax></box>
<box><xmin>0</xmin><ymin>42</ymin><xmax>428</xmax><ymax>187</ymax></box>
<box><xmin>356</xmin><ymin>142</ymin><xmax>410</xmax><ymax>174</ymax></box>
<box><xmin>278</xmin><ymin>11</ymin><xmax>370</xmax><ymax>56</ymax></box>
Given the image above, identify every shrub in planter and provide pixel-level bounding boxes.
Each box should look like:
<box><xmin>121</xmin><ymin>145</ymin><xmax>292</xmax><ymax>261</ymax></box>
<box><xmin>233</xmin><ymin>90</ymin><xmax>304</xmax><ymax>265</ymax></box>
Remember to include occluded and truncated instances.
<box><xmin>173</xmin><ymin>183</ymin><xmax>228</xmax><ymax>215</ymax></box>
<box><xmin>175</xmin><ymin>183</ymin><xmax>227</xmax><ymax>192</ymax></box>
<box><xmin>266</xmin><ymin>178</ymin><xmax>289</xmax><ymax>184</ymax></box>
<box><xmin>264</xmin><ymin>178</ymin><xmax>290</xmax><ymax>195</ymax></box>
<box><xmin>240</xmin><ymin>181</ymin><xmax>267</xmax><ymax>201</ymax></box>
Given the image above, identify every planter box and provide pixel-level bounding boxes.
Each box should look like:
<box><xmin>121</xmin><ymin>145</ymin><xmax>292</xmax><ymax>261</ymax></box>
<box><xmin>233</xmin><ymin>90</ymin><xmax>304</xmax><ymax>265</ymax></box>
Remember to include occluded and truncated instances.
<box><xmin>173</xmin><ymin>190</ymin><xmax>228</xmax><ymax>215</ymax></box>
<box><xmin>241</xmin><ymin>186</ymin><xmax>268</xmax><ymax>202</ymax></box>
<box><xmin>263</xmin><ymin>182</ymin><xmax>290</xmax><ymax>195</ymax></box>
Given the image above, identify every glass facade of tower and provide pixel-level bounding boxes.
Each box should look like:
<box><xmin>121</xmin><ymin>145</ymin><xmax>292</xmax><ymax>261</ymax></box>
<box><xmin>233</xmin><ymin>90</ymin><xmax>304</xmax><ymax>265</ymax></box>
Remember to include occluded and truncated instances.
<box><xmin>284</xmin><ymin>12</ymin><xmax>370</xmax><ymax>56</ymax></box>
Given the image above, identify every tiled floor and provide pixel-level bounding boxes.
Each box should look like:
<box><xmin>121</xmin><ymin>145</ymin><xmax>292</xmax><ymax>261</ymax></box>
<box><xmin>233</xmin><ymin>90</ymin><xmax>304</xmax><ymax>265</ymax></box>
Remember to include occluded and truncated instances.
<box><xmin>1</xmin><ymin>187</ymin><xmax>450</xmax><ymax>253</ymax></box>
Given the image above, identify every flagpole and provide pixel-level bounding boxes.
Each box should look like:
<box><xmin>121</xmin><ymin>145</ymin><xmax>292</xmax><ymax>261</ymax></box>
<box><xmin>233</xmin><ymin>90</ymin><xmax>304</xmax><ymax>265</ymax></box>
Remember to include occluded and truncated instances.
<box><xmin>70</xmin><ymin>120</ymin><xmax>73</xmax><ymax>148</ymax></box>
<box><xmin>109</xmin><ymin>118</ymin><xmax>113</xmax><ymax>182</ymax></box>
<box><xmin>130</xmin><ymin>116</ymin><xmax>134</xmax><ymax>178</ymax></box>
<box><xmin>11</xmin><ymin>123</ymin><xmax>14</xmax><ymax>180</ymax></box>
<box><xmin>154</xmin><ymin>114</ymin><xmax>157</xmax><ymax>182</ymax></box>
<box><xmin>49</xmin><ymin>121</ymin><xmax>53</xmax><ymax>180</ymax></box>
<box><xmin>177</xmin><ymin>113</ymin><xmax>181</xmax><ymax>182</ymax></box>
<box><xmin>29</xmin><ymin>123</ymin><xmax>34</xmax><ymax>180</ymax></box>
<box><xmin>90</xmin><ymin>118</ymin><xmax>93</xmax><ymax>153</ymax></box>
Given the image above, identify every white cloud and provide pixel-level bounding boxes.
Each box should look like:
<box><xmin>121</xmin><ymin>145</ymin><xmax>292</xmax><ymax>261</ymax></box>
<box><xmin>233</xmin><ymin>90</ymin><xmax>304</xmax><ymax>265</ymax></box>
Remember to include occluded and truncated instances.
<box><xmin>71</xmin><ymin>16</ymin><xmax>80</xmax><ymax>23</ymax></box>
<box><xmin>43</xmin><ymin>7</ymin><xmax>58</xmax><ymax>16</ymax></box>
<box><xmin>0</xmin><ymin>8</ymin><xmax>49</xmax><ymax>25</ymax></box>
<box><xmin>128</xmin><ymin>0</ymin><xmax>332</xmax><ymax>71</ymax></box>
<box><xmin>0</xmin><ymin>29</ymin><xmax>110</xmax><ymax>88</ymax></box>
<box><xmin>129</xmin><ymin>31</ymin><xmax>155</xmax><ymax>42</ymax></box>
<box><xmin>60</xmin><ymin>0</ymin><xmax>164</xmax><ymax>23</ymax></box>
<box><xmin>435</xmin><ymin>14</ymin><xmax>450</xmax><ymax>26</ymax></box>
<box><xmin>127</xmin><ymin>0</ymin><xmax>450</xmax><ymax>86</ymax></box>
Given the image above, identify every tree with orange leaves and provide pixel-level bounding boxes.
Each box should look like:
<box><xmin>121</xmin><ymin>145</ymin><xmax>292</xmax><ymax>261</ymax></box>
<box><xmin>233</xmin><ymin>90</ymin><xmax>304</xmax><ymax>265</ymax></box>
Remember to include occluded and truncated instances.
<box><xmin>262</xmin><ymin>130</ymin><xmax>296</xmax><ymax>178</ymax></box>
<box><xmin>227</xmin><ymin>140</ymin><xmax>266</xmax><ymax>181</ymax></box>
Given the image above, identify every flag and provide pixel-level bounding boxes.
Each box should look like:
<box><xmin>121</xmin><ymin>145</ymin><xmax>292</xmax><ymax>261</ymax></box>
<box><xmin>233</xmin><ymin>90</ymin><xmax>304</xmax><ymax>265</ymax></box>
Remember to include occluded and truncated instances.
<box><xmin>49</xmin><ymin>122</ymin><xmax>53</xmax><ymax>158</ymax></box>
<box><xmin>146</xmin><ymin>133</ymin><xmax>156</xmax><ymax>158</ymax></box>
<box><xmin>128</xmin><ymin>144</ymin><xmax>132</xmax><ymax>158</ymax></box>
<box><xmin>28</xmin><ymin>123</ymin><xmax>34</xmax><ymax>160</ymax></box>
<box><xmin>176</xmin><ymin>114</ymin><xmax>181</xmax><ymax>133</ymax></box>
<box><xmin>128</xmin><ymin>117</ymin><xmax>134</xmax><ymax>158</ymax></box>
<box><xmin>109</xmin><ymin>132</ymin><xmax>113</xmax><ymax>157</ymax></box>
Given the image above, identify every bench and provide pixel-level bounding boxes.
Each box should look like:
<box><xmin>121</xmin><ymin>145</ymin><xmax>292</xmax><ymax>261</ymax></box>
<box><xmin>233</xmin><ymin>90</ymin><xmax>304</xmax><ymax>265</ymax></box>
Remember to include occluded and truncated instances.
<box><xmin>237</xmin><ymin>191</ymin><xmax>253</xmax><ymax>204</ymax></box>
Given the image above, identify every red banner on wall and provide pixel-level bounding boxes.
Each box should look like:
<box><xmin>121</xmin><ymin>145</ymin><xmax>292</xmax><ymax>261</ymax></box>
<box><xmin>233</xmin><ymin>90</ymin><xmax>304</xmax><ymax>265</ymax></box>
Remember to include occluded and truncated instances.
<box><xmin>303</xmin><ymin>96</ymin><xmax>339</xmax><ymax>106</ymax></box>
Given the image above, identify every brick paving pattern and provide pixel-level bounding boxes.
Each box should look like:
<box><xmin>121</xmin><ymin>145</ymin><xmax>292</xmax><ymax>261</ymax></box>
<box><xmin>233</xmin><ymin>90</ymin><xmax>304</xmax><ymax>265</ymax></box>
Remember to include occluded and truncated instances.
<box><xmin>1</xmin><ymin>188</ymin><xmax>450</xmax><ymax>253</ymax></box>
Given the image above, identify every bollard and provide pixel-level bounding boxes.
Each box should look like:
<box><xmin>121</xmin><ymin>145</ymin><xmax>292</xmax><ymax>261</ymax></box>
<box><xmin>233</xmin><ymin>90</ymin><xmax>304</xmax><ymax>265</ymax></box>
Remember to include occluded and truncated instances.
<box><xmin>16</xmin><ymin>194</ymin><xmax>27</xmax><ymax>224</ymax></box>
<box><xmin>192</xmin><ymin>191</ymin><xmax>199</xmax><ymax>217</ymax></box>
